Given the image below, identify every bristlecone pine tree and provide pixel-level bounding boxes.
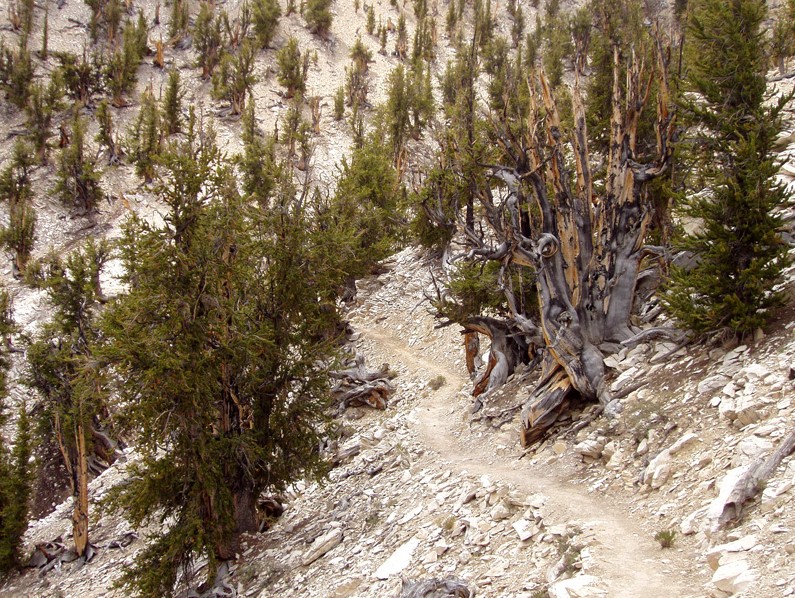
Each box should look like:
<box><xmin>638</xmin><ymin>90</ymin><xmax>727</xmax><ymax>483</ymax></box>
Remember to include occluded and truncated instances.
<box><xmin>664</xmin><ymin>0</ymin><xmax>792</xmax><ymax>338</ymax></box>
<box><xmin>0</xmin><ymin>289</ymin><xmax>32</xmax><ymax>574</ymax></box>
<box><xmin>54</xmin><ymin>110</ymin><xmax>104</xmax><ymax>215</ymax></box>
<box><xmin>423</xmin><ymin>17</ymin><xmax>676</xmax><ymax>445</ymax></box>
<box><xmin>0</xmin><ymin>140</ymin><xmax>36</xmax><ymax>275</ymax></box>
<box><xmin>101</xmin><ymin>115</ymin><xmax>348</xmax><ymax>597</ymax></box>
<box><xmin>26</xmin><ymin>241</ymin><xmax>112</xmax><ymax>559</ymax></box>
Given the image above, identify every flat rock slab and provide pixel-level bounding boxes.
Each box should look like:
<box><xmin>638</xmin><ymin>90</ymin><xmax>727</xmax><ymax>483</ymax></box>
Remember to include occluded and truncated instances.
<box><xmin>374</xmin><ymin>536</ymin><xmax>421</xmax><ymax>580</ymax></box>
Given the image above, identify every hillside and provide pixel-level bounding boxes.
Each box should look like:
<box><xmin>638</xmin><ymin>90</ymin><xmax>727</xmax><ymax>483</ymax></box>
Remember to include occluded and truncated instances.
<box><xmin>0</xmin><ymin>0</ymin><xmax>795</xmax><ymax>597</ymax></box>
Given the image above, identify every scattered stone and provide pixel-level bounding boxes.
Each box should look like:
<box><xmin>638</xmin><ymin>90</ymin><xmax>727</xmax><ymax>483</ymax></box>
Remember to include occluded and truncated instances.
<box><xmin>513</xmin><ymin>519</ymin><xmax>535</xmax><ymax>542</ymax></box>
<box><xmin>302</xmin><ymin>528</ymin><xmax>343</xmax><ymax>566</ymax></box>
<box><xmin>374</xmin><ymin>537</ymin><xmax>421</xmax><ymax>580</ymax></box>
<box><xmin>706</xmin><ymin>535</ymin><xmax>758</xmax><ymax>571</ymax></box>
<box><xmin>711</xmin><ymin>559</ymin><xmax>757</xmax><ymax>594</ymax></box>
<box><xmin>698</xmin><ymin>375</ymin><xmax>732</xmax><ymax>395</ymax></box>
<box><xmin>549</xmin><ymin>574</ymin><xmax>605</xmax><ymax>598</ymax></box>
<box><xmin>669</xmin><ymin>432</ymin><xmax>699</xmax><ymax>456</ymax></box>
<box><xmin>574</xmin><ymin>437</ymin><xmax>607</xmax><ymax>461</ymax></box>
<box><xmin>644</xmin><ymin>449</ymin><xmax>672</xmax><ymax>489</ymax></box>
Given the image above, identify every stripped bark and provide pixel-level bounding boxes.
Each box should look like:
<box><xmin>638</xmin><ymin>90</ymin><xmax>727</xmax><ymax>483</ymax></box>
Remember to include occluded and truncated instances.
<box><xmin>434</xmin><ymin>29</ymin><xmax>675</xmax><ymax>445</ymax></box>
<box><xmin>331</xmin><ymin>354</ymin><xmax>395</xmax><ymax>411</ymax></box>
<box><xmin>712</xmin><ymin>428</ymin><xmax>795</xmax><ymax>529</ymax></box>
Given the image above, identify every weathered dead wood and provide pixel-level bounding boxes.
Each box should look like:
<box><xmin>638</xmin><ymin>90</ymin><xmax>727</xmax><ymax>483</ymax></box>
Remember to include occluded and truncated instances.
<box><xmin>464</xmin><ymin>317</ymin><xmax>528</xmax><ymax>397</ymax></box>
<box><xmin>711</xmin><ymin>428</ymin><xmax>795</xmax><ymax>529</ymax></box>
<box><xmin>333</xmin><ymin>381</ymin><xmax>393</xmax><ymax>410</ymax></box>
<box><xmin>464</xmin><ymin>332</ymin><xmax>479</xmax><ymax>376</ymax></box>
<box><xmin>398</xmin><ymin>578</ymin><xmax>474</xmax><ymax>598</ymax></box>
<box><xmin>331</xmin><ymin>442</ymin><xmax>361</xmax><ymax>465</ymax></box>
<box><xmin>331</xmin><ymin>354</ymin><xmax>395</xmax><ymax>411</ymax></box>
<box><xmin>520</xmin><ymin>366</ymin><xmax>578</xmax><ymax>447</ymax></box>
<box><xmin>331</xmin><ymin>353</ymin><xmax>392</xmax><ymax>382</ymax></box>
<box><xmin>620</xmin><ymin>326</ymin><xmax>685</xmax><ymax>349</ymax></box>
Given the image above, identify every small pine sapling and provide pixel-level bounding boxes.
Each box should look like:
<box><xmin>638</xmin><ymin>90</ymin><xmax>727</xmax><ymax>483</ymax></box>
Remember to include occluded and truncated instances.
<box><xmin>0</xmin><ymin>141</ymin><xmax>36</xmax><ymax>276</ymax></box>
<box><xmin>304</xmin><ymin>0</ymin><xmax>333</xmax><ymax>38</ymax></box>
<box><xmin>54</xmin><ymin>110</ymin><xmax>104</xmax><ymax>215</ymax></box>
<box><xmin>366</xmin><ymin>5</ymin><xmax>376</xmax><ymax>35</ymax></box>
<box><xmin>252</xmin><ymin>0</ymin><xmax>281</xmax><ymax>48</ymax></box>
<box><xmin>213</xmin><ymin>39</ymin><xmax>258</xmax><ymax>115</ymax></box>
<box><xmin>276</xmin><ymin>37</ymin><xmax>309</xmax><ymax>99</ymax></box>
<box><xmin>126</xmin><ymin>89</ymin><xmax>161</xmax><ymax>182</ymax></box>
<box><xmin>95</xmin><ymin>99</ymin><xmax>123</xmax><ymax>165</ymax></box>
<box><xmin>161</xmin><ymin>69</ymin><xmax>184</xmax><ymax>136</ymax></box>
<box><xmin>334</xmin><ymin>86</ymin><xmax>345</xmax><ymax>120</ymax></box>
<box><xmin>25</xmin><ymin>73</ymin><xmax>64</xmax><ymax>165</ymax></box>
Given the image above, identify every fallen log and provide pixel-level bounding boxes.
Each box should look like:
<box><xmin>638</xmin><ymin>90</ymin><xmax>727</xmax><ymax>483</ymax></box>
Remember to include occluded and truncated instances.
<box><xmin>709</xmin><ymin>428</ymin><xmax>795</xmax><ymax>530</ymax></box>
<box><xmin>331</xmin><ymin>354</ymin><xmax>395</xmax><ymax>411</ymax></box>
<box><xmin>398</xmin><ymin>578</ymin><xmax>474</xmax><ymax>598</ymax></box>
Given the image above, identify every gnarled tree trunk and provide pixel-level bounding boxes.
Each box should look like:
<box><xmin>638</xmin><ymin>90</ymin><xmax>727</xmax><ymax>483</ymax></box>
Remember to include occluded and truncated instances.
<box><xmin>442</xmin><ymin>33</ymin><xmax>675</xmax><ymax>445</ymax></box>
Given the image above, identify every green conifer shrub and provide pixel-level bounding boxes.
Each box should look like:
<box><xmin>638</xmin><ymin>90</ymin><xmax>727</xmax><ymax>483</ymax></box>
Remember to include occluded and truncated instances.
<box><xmin>0</xmin><ymin>36</ymin><xmax>34</xmax><ymax>110</ymax></box>
<box><xmin>126</xmin><ymin>89</ymin><xmax>161</xmax><ymax>183</ymax></box>
<box><xmin>26</xmin><ymin>242</ymin><xmax>111</xmax><ymax>558</ymax></box>
<box><xmin>252</xmin><ymin>0</ymin><xmax>281</xmax><ymax>48</ymax></box>
<box><xmin>161</xmin><ymin>69</ymin><xmax>184</xmax><ymax>136</ymax></box>
<box><xmin>305</xmin><ymin>0</ymin><xmax>333</xmax><ymax>37</ymax></box>
<box><xmin>0</xmin><ymin>141</ymin><xmax>36</xmax><ymax>276</ymax></box>
<box><xmin>663</xmin><ymin>0</ymin><xmax>793</xmax><ymax>337</ymax></box>
<box><xmin>55</xmin><ymin>50</ymin><xmax>104</xmax><ymax>107</ymax></box>
<box><xmin>54</xmin><ymin>110</ymin><xmax>104</xmax><ymax>215</ymax></box>
<box><xmin>237</xmin><ymin>97</ymin><xmax>280</xmax><ymax>207</ymax></box>
<box><xmin>213</xmin><ymin>39</ymin><xmax>258</xmax><ymax>115</ymax></box>
<box><xmin>101</xmin><ymin>116</ymin><xmax>345</xmax><ymax>597</ymax></box>
<box><xmin>276</xmin><ymin>37</ymin><xmax>309</xmax><ymax>99</ymax></box>
<box><xmin>95</xmin><ymin>99</ymin><xmax>123</xmax><ymax>165</ymax></box>
<box><xmin>25</xmin><ymin>73</ymin><xmax>64</xmax><ymax>165</ymax></box>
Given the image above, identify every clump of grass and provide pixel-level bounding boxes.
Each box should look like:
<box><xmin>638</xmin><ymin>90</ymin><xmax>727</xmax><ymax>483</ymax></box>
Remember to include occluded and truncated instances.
<box><xmin>654</xmin><ymin>528</ymin><xmax>677</xmax><ymax>549</ymax></box>
<box><xmin>435</xmin><ymin>514</ymin><xmax>456</xmax><ymax>531</ymax></box>
<box><xmin>429</xmin><ymin>375</ymin><xmax>446</xmax><ymax>390</ymax></box>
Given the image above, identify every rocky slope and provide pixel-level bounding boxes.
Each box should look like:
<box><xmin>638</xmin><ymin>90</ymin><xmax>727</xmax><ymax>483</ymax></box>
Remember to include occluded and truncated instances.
<box><xmin>4</xmin><ymin>245</ymin><xmax>795</xmax><ymax>597</ymax></box>
<box><xmin>1</xmin><ymin>0</ymin><xmax>795</xmax><ymax>597</ymax></box>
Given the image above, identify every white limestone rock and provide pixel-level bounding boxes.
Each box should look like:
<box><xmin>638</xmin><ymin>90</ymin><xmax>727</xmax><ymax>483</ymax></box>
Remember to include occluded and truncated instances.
<box><xmin>711</xmin><ymin>559</ymin><xmax>757</xmax><ymax>594</ymax></box>
<box><xmin>549</xmin><ymin>574</ymin><xmax>606</xmax><ymax>598</ymax></box>
<box><xmin>706</xmin><ymin>535</ymin><xmax>758</xmax><ymax>571</ymax></box>
<box><xmin>302</xmin><ymin>528</ymin><xmax>343</xmax><ymax>566</ymax></box>
<box><xmin>669</xmin><ymin>432</ymin><xmax>700</xmax><ymax>456</ymax></box>
<box><xmin>574</xmin><ymin>436</ymin><xmax>607</xmax><ymax>461</ymax></box>
<box><xmin>513</xmin><ymin>519</ymin><xmax>536</xmax><ymax>542</ymax></box>
<box><xmin>374</xmin><ymin>537</ymin><xmax>420</xmax><ymax>580</ymax></box>
<box><xmin>698</xmin><ymin>375</ymin><xmax>732</xmax><ymax>395</ymax></box>
<box><xmin>644</xmin><ymin>449</ymin><xmax>672</xmax><ymax>489</ymax></box>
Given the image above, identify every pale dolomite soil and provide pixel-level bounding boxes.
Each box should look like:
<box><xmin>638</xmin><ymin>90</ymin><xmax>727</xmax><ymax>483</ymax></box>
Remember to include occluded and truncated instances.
<box><xmin>1</xmin><ymin>0</ymin><xmax>795</xmax><ymax>596</ymax></box>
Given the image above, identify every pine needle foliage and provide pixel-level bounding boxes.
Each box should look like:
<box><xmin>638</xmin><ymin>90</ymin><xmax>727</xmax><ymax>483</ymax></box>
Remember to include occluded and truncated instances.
<box><xmin>0</xmin><ymin>140</ymin><xmax>37</xmax><ymax>275</ymax></box>
<box><xmin>0</xmin><ymin>36</ymin><xmax>34</xmax><ymax>110</ymax></box>
<box><xmin>237</xmin><ymin>97</ymin><xmax>280</xmax><ymax>207</ymax></box>
<box><xmin>304</xmin><ymin>0</ymin><xmax>333</xmax><ymax>37</ymax></box>
<box><xmin>330</xmin><ymin>133</ymin><xmax>406</xmax><ymax>277</ymax></box>
<box><xmin>664</xmin><ymin>0</ymin><xmax>793</xmax><ymax>337</ymax></box>
<box><xmin>0</xmin><ymin>401</ymin><xmax>32</xmax><ymax>573</ymax></box>
<box><xmin>126</xmin><ymin>88</ymin><xmax>162</xmax><ymax>183</ymax></box>
<box><xmin>25</xmin><ymin>73</ymin><xmax>64</xmax><ymax>165</ymax></box>
<box><xmin>0</xmin><ymin>290</ymin><xmax>32</xmax><ymax>575</ymax></box>
<box><xmin>161</xmin><ymin>70</ymin><xmax>185</xmax><ymax>137</ymax></box>
<box><xmin>276</xmin><ymin>37</ymin><xmax>309</xmax><ymax>99</ymax></box>
<box><xmin>213</xmin><ymin>39</ymin><xmax>258</xmax><ymax>115</ymax></box>
<box><xmin>54</xmin><ymin>110</ymin><xmax>104</xmax><ymax>215</ymax></box>
<box><xmin>101</xmin><ymin>114</ymin><xmax>345</xmax><ymax>597</ymax></box>
<box><xmin>25</xmin><ymin>241</ymin><xmax>111</xmax><ymax>558</ymax></box>
<box><xmin>252</xmin><ymin>0</ymin><xmax>281</xmax><ymax>48</ymax></box>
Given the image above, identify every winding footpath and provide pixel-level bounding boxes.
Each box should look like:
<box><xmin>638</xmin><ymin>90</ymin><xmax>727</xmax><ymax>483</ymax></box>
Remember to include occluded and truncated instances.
<box><xmin>360</xmin><ymin>325</ymin><xmax>702</xmax><ymax>598</ymax></box>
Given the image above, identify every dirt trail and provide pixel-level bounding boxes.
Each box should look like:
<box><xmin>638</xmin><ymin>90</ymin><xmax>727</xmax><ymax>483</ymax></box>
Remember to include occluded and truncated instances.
<box><xmin>361</xmin><ymin>326</ymin><xmax>701</xmax><ymax>598</ymax></box>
